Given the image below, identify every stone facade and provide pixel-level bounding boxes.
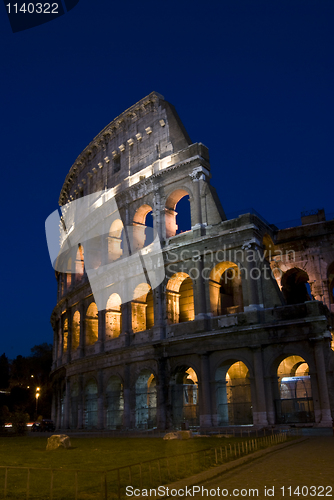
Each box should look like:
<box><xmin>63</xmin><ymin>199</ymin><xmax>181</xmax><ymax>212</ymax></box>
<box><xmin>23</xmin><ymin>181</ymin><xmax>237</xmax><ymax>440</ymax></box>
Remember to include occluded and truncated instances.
<box><xmin>50</xmin><ymin>92</ymin><xmax>334</xmax><ymax>430</ymax></box>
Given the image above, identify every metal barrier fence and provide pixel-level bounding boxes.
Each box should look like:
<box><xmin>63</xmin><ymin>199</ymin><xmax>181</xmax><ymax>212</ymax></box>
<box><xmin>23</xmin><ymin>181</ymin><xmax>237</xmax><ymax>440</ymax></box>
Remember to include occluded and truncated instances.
<box><xmin>0</xmin><ymin>431</ymin><xmax>289</xmax><ymax>499</ymax></box>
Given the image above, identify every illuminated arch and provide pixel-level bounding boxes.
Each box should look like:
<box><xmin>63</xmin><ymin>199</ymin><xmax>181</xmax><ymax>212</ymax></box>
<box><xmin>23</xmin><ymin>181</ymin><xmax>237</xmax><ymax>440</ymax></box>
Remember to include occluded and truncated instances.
<box><xmin>166</xmin><ymin>272</ymin><xmax>194</xmax><ymax>324</ymax></box>
<box><xmin>108</xmin><ymin>219</ymin><xmax>124</xmax><ymax>262</ymax></box>
<box><xmin>72</xmin><ymin>310</ymin><xmax>80</xmax><ymax>351</ymax></box>
<box><xmin>132</xmin><ymin>205</ymin><xmax>153</xmax><ymax>250</ymax></box>
<box><xmin>209</xmin><ymin>262</ymin><xmax>243</xmax><ymax>316</ymax></box>
<box><xmin>132</xmin><ymin>283</ymin><xmax>154</xmax><ymax>332</ymax></box>
<box><xmin>170</xmin><ymin>366</ymin><xmax>199</xmax><ymax>428</ymax></box>
<box><xmin>276</xmin><ymin>355</ymin><xmax>314</xmax><ymax>424</ymax></box>
<box><xmin>106</xmin><ymin>293</ymin><xmax>122</xmax><ymax>339</ymax></box>
<box><xmin>85</xmin><ymin>302</ymin><xmax>98</xmax><ymax>346</ymax></box>
<box><xmin>165</xmin><ymin>189</ymin><xmax>191</xmax><ymax>238</ymax></box>
<box><xmin>215</xmin><ymin>360</ymin><xmax>252</xmax><ymax>426</ymax></box>
<box><xmin>63</xmin><ymin>317</ymin><xmax>68</xmax><ymax>354</ymax></box>
<box><xmin>135</xmin><ymin>370</ymin><xmax>157</xmax><ymax>429</ymax></box>
<box><xmin>75</xmin><ymin>245</ymin><xmax>84</xmax><ymax>281</ymax></box>
<box><xmin>66</xmin><ymin>257</ymin><xmax>72</xmax><ymax>288</ymax></box>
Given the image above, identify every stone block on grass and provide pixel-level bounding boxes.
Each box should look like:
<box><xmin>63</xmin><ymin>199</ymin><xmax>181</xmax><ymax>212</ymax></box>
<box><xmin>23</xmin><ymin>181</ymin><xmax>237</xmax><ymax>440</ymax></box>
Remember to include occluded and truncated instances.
<box><xmin>163</xmin><ymin>431</ymin><xmax>193</xmax><ymax>440</ymax></box>
<box><xmin>46</xmin><ymin>434</ymin><xmax>71</xmax><ymax>451</ymax></box>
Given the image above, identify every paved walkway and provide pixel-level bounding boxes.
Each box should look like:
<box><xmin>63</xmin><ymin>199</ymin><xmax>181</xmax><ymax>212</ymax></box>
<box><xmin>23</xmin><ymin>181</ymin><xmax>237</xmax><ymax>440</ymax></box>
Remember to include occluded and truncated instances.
<box><xmin>189</xmin><ymin>438</ymin><xmax>334</xmax><ymax>499</ymax></box>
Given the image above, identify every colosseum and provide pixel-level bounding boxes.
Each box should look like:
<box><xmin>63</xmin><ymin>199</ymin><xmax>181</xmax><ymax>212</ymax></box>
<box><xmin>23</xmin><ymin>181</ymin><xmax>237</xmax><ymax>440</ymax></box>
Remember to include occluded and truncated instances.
<box><xmin>50</xmin><ymin>91</ymin><xmax>334</xmax><ymax>431</ymax></box>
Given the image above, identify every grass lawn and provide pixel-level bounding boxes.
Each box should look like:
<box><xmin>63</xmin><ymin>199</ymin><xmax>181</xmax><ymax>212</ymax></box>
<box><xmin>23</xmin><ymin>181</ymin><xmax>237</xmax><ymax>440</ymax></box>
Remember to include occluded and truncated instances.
<box><xmin>0</xmin><ymin>435</ymin><xmax>224</xmax><ymax>469</ymax></box>
<box><xmin>0</xmin><ymin>433</ymin><xmax>289</xmax><ymax>499</ymax></box>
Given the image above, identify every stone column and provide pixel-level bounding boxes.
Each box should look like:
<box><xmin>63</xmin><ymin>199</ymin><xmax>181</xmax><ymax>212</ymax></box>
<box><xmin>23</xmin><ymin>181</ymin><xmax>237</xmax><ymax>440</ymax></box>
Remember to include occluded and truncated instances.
<box><xmin>252</xmin><ymin>348</ymin><xmax>268</xmax><ymax>426</ymax></box>
<box><xmin>192</xmin><ymin>258</ymin><xmax>209</xmax><ymax>320</ymax></box>
<box><xmin>200</xmin><ymin>353</ymin><xmax>212</xmax><ymax>427</ymax></box>
<box><xmin>153</xmin><ymin>284</ymin><xmax>166</xmax><ymax>340</ymax></box>
<box><xmin>189</xmin><ymin>170</ymin><xmax>203</xmax><ymax>229</ymax></box>
<box><xmin>121</xmin><ymin>302</ymin><xmax>132</xmax><ymax>347</ymax></box>
<box><xmin>55</xmin><ymin>385</ymin><xmax>61</xmax><ymax>429</ymax></box>
<box><xmin>153</xmin><ymin>189</ymin><xmax>163</xmax><ymax>242</ymax></box>
<box><xmin>52</xmin><ymin>327</ymin><xmax>58</xmax><ymax>370</ymax></box>
<box><xmin>66</xmin><ymin>311</ymin><xmax>72</xmax><ymax>364</ymax></box>
<box><xmin>64</xmin><ymin>377</ymin><xmax>71</xmax><ymax>429</ymax></box>
<box><xmin>314</xmin><ymin>340</ymin><xmax>332</xmax><ymax>426</ymax></box>
<box><xmin>97</xmin><ymin>370</ymin><xmax>105</xmax><ymax>430</ymax></box>
<box><xmin>123</xmin><ymin>364</ymin><xmax>131</xmax><ymax>429</ymax></box>
<box><xmin>51</xmin><ymin>391</ymin><xmax>56</xmax><ymax>424</ymax></box>
<box><xmin>264</xmin><ymin>375</ymin><xmax>276</xmax><ymax>425</ymax></box>
<box><xmin>77</xmin><ymin>375</ymin><xmax>84</xmax><ymax>429</ymax></box>
<box><xmin>157</xmin><ymin>358</ymin><xmax>167</xmax><ymax>430</ymax></box>
<box><xmin>97</xmin><ymin>310</ymin><xmax>106</xmax><ymax>353</ymax></box>
<box><xmin>79</xmin><ymin>303</ymin><xmax>85</xmax><ymax>358</ymax></box>
<box><xmin>57</xmin><ymin>319</ymin><xmax>63</xmax><ymax>367</ymax></box>
<box><xmin>242</xmin><ymin>247</ymin><xmax>263</xmax><ymax>311</ymax></box>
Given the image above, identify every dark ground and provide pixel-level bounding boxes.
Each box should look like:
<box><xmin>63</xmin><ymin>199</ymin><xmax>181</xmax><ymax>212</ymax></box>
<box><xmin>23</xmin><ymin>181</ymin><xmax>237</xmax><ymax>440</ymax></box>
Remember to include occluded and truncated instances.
<box><xmin>192</xmin><ymin>436</ymin><xmax>333</xmax><ymax>499</ymax></box>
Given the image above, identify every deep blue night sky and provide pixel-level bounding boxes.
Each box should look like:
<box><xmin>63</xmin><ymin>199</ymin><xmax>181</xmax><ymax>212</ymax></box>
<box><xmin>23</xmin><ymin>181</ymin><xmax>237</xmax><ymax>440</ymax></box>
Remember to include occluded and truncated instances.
<box><xmin>0</xmin><ymin>0</ymin><xmax>333</xmax><ymax>358</ymax></box>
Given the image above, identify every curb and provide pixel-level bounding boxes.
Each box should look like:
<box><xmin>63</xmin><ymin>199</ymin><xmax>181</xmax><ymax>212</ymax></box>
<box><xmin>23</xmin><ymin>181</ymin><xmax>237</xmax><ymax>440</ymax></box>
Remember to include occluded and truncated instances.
<box><xmin>137</xmin><ymin>437</ymin><xmax>307</xmax><ymax>499</ymax></box>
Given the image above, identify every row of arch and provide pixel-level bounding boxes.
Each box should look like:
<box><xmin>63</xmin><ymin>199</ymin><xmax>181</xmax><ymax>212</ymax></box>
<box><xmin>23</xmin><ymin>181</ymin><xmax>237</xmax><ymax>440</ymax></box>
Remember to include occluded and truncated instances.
<box><xmin>59</xmin><ymin>191</ymin><xmax>192</xmax><ymax>295</ymax></box>
<box><xmin>59</xmin><ymin>224</ymin><xmax>334</xmax><ymax>315</ymax></box>
<box><xmin>58</xmin><ymin>273</ymin><xmax>195</xmax><ymax>354</ymax></box>
<box><xmin>57</xmin><ymin>261</ymin><xmax>334</xmax><ymax>357</ymax></box>
<box><xmin>57</xmin><ymin>261</ymin><xmax>244</xmax><ymax>356</ymax></box>
<box><xmin>56</xmin><ymin>355</ymin><xmax>315</xmax><ymax>430</ymax></box>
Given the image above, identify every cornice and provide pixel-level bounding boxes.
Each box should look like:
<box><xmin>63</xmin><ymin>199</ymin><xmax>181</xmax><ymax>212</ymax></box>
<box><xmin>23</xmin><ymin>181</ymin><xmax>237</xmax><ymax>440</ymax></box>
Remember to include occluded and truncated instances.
<box><xmin>59</xmin><ymin>92</ymin><xmax>164</xmax><ymax>205</ymax></box>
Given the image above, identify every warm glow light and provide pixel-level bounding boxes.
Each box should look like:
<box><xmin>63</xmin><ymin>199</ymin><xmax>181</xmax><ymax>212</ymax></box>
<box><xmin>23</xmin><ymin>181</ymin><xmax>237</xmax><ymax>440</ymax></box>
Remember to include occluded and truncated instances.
<box><xmin>36</xmin><ymin>387</ymin><xmax>40</xmax><ymax>391</ymax></box>
<box><xmin>36</xmin><ymin>393</ymin><xmax>40</xmax><ymax>399</ymax></box>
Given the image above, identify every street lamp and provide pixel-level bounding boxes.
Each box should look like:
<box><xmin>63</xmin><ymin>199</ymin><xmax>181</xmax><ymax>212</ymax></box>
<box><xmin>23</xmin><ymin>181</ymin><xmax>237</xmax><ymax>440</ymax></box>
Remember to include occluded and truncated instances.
<box><xmin>35</xmin><ymin>387</ymin><xmax>40</xmax><ymax>415</ymax></box>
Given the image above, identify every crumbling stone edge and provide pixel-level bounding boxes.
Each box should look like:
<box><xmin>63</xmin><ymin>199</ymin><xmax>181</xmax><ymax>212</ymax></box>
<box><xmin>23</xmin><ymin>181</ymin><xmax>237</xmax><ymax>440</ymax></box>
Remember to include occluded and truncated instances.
<box><xmin>138</xmin><ymin>438</ymin><xmax>308</xmax><ymax>499</ymax></box>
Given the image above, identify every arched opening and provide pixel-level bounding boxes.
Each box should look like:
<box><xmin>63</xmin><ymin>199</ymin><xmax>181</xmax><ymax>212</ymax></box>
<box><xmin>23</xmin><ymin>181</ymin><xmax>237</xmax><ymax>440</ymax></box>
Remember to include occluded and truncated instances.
<box><xmin>133</xmin><ymin>205</ymin><xmax>154</xmax><ymax>250</ymax></box>
<box><xmin>275</xmin><ymin>355</ymin><xmax>314</xmax><ymax>424</ymax></box>
<box><xmin>106</xmin><ymin>293</ymin><xmax>122</xmax><ymax>339</ymax></box>
<box><xmin>132</xmin><ymin>283</ymin><xmax>154</xmax><ymax>332</ymax></box>
<box><xmin>170</xmin><ymin>367</ymin><xmax>199</xmax><ymax>428</ymax></box>
<box><xmin>70</xmin><ymin>382</ymin><xmax>79</xmax><ymax>429</ymax></box>
<box><xmin>215</xmin><ymin>361</ymin><xmax>252</xmax><ymax>426</ymax></box>
<box><xmin>72</xmin><ymin>311</ymin><xmax>80</xmax><ymax>351</ymax></box>
<box><xmin>165</xmin><ymin>189</ymin><xmax>191</xmax><ymax>238</ymax></box>
<box><xmin>166</xmin><ymin>272</ymin><xmax>194</xmax><ymax>324</ymax></box>
<box><xmin>85</xmin><ymin>303</ymin><xmax>98</xmax><ymax>346</ymax></box>
<box><xmin>108</xmin><ymin>219</ymin><xmax>124</xmax><ymax>262</ymax></box>
<box><xmin>85</xmin><ymin>235</ymin><xmax>102</xmax><ymax>271</ymax></box>
<box><xmin>328</xmin><ymin>262</ymin><xmax>334</xmax><ymax>305</ymax></box>
<box><xmin>209</xmin><ymin>262</ymin><xmax>244</xmax><ymax>316</ymax></box>
<box><xmin>281</xmin><ymin>268</ymin><xmax>311</xmax><ymax>305</ymax></box>
<box><xmin>84</xmin><ymin>379</ymin><xmax>98</xmax><ymax>429</ymax></box>
<box><xmin>106</xmin><ymin>376</ymin><xmax>124</xmax><ymax>430</ymax></box>
<box><xmin>75</xmin><ymin>245</ymin><xmax>84</xmax><ymax>281</ymax></box>
<box><xmin>135</xmin><ymin>370</ymin><xmax>157</xmax><ymax>429</ymax></box>
<box><xmin>66</xmin><ymin>257</ymin><xmax>72</xmax><ymax>288</ymax></box>
<box><xmin>62</xmin><ymin>317</ymin><xmax>68</xmax><ymax>354</ymax></box>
